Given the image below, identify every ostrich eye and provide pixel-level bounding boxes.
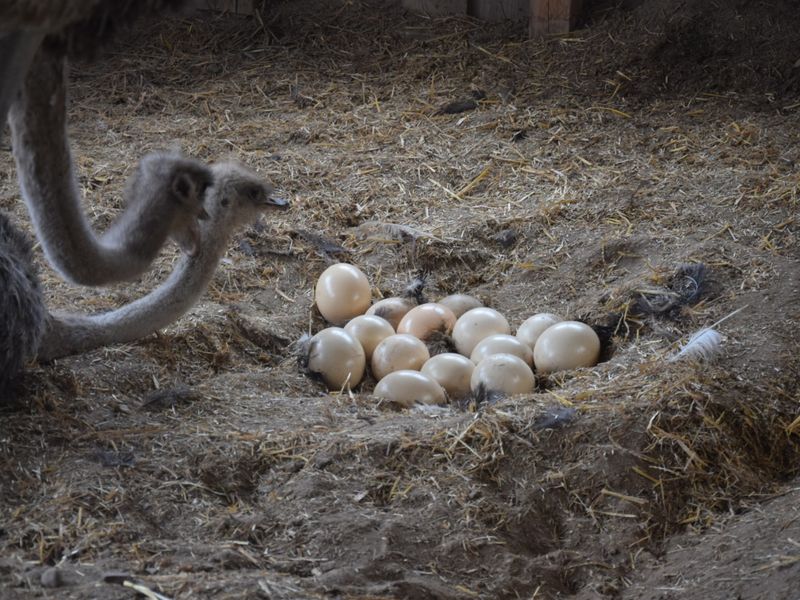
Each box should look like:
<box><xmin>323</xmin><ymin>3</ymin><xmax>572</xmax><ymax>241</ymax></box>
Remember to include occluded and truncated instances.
<box><xmin>220</xmin><ymin>197</ymin><xmax>230</xmax><ymax>207</ymax></box>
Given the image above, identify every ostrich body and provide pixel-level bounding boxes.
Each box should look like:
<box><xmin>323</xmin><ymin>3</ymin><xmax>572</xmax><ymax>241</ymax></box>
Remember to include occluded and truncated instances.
<box><xmin>0</xmin><ymin>213</ymin><xmax>46</xmax><ymax>391</ymax></box>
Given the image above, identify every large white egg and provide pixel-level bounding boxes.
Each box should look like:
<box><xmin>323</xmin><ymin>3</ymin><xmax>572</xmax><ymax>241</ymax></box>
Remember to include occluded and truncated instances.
<box><xmin>365</xmin><ymin>296</ymin><xmax>416</xmax><ymax>330</ymax></box>
<box><xmin>373</xmin><ymin>370</ymin><xmax>446</xmax><ymax>407</ymax></box>
<box><xmin>306</xmin><ymin>327</ymin><xmax>366</xmax><ymax>390</ymax></box>
<box><xmin>470</xmin><ymin>353</ymin><xmax>536</xmax><ymax>396</ymax></box>
<box><xmin>470</xmin><ymin>334</ymin><xmax>533</xmax><ymax>367</ymax></box>
<box><xmin>315</xmin><ymin>263</ymin><xmax>372</xmax><ymax>325</ymax></box>
<box><xmin>452</xmin><ymin>307</ymin><xmax>511</xmax><ymax>357</ymax></box>
<box><xmin>397</xmin><ymin>303</ymin><xmax>457</xmax><ymax>340</ymax></box>
<box><xmin>516</xmin><ymin>313</ymin><xmax>562</xmax><ymax>352</ymax></box>
<box><xmin>438</xmin><ymin>294</ymin><xmax>483</xmax><ymax>318</ymax></box>
<box><xmin>344</xmin><ymin>315</ymin><xmax>395</xmax><ymax>360</ymax></box>
<box><xmin>371</xmin><ymin>334</ymin><xmax>430</xmax><ymax>381</ymax></box>
<box><xmin>421</xmin><ymin>353</ymin><xmax>475</xmax><ymax>400</ymax></box>
<box><xmin>533</xmin><ymin>321</ymin><xmax>601</xmax><ymax>374</ymax></box>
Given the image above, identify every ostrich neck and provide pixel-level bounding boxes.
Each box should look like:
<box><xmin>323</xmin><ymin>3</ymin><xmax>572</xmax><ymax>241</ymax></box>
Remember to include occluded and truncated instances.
<box><xmin>0</xmin><ymin>31</ymin><xmax>44</xmax><ymax>143</ymax></box>
<box><xmin>8</xmin><ymin>47</ymin><xmax>175</xmax><ymax>286</ymax></box>
<box><xmin>38</xmin><ymin>225</ymin><xmax>233</xmax><ymax>361</ymax></box>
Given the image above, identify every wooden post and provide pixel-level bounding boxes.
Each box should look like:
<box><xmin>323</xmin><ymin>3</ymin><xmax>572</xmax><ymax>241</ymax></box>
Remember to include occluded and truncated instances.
<box><xmin>529</xmin><ymin>0</ymin><xmax>582</xmax><ymax>36</ymax></box>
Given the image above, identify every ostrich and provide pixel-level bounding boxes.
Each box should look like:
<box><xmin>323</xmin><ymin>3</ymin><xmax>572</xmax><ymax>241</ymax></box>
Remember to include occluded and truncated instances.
<box><xmin>1</xmin><ymin>161</ymin><xmax>288</xmax><ymax>390</ymax></box>
<box><xmin>0</xmin><ymin>2</ymin><xmax>287</xmax><ymax>391</ymax></box>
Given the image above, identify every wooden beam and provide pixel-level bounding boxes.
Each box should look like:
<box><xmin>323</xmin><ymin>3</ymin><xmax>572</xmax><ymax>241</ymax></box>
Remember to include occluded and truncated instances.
<box><xmin>529</xmin><ymin>0</ymin><xmax>582</xmax><ymax>36</ymax></box>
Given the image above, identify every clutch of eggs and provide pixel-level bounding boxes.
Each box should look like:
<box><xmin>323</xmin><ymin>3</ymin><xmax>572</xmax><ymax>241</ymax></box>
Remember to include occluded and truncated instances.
<box><xmin>307</xmin><ymin>264</ymin><xmax>600</xmax><ymax>400</ymax></box>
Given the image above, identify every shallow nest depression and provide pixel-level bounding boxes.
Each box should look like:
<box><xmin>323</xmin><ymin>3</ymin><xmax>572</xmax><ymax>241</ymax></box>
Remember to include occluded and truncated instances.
<box><xmin>1</xmin><ymin>1</ymin><xmax>800</xmax><ymax>598</ymax></box>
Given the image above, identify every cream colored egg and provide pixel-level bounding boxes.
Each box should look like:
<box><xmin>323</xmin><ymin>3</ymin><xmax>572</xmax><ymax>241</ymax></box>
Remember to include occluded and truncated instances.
<box><xmin>470</xmin><ymin>353</ymin><xmax>536</xmax><ymax>396</ymax></box>
<box><xmin>344</xmin><ymin>315</ymin><xmax>396</xmax><ymax>360</ymax></box>
<box><xmin>373</xmin><ymin>370</ymin><xmax>446</xmax><ymax>407</ymax></box>
<box><xmin>397</xmin><ymin>303</ymin><xmax>457</xmax><ymax>340</ymax></box>
<box><xmin>516</xmin><ymin>313</ymin><xmax>562</xmax><ymax>352</ymax></box>
<box><xmin>421</xmin><ymin>353</ymin><xmax>475</xmax><ymax>400</ymax></box>
<box><xmin>452</xmin><ymin>307</ymin><xmax>511</xmax><ymax>357</ymax></box>
<box><xmin>471</xmin><ymin>334</ymin><xmax>534</xmax><ymax>366</ymax></box>
<box><xmin>315</xmin><ymin>263</ymin><xmax>372</xmax><ymax>325</ymax></box>
<box><xmin>438</xmin><ymin>294</ymin><xmax>483</xmax><ymax>318</ymax></box>
<box><xmin>306</xmin><ymin>327</ymin><xmax>366</xmax><ymax>390</ymax></box>
<box><xmin>365</xmin><ymin>296</ymin><xmax>416</xmax><ymax>330</ymax></box>
<box><xmin>371</xmin><ymin>334</ymin><xmax>430</xmax><ymax>381</ymax></box>
<box><xmin>533</xmin><ymin>321</ymin><xmax>601</xmax><ymax>374</ymax></box>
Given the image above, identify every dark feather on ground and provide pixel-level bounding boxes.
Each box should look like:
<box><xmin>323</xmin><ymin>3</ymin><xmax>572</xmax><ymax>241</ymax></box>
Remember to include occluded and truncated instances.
<box><xmin>633</xmin><ymin>263</ymin><xmax>709</xmax><ymax>317</ymax></box>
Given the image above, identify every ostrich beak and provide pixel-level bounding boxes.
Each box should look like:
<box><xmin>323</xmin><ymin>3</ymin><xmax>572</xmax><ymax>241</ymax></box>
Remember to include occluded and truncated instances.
<box><xmin>266</xmin><ymin>196</ymin><xmax>290</xmax><ymax>209</ymax></box>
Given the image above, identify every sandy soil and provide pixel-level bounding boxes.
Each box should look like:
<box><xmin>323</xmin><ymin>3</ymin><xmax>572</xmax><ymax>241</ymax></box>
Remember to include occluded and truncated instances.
<box><xmin>1</xmin><ymin>1</ymin><xmax>799</xmax><ymax>598</ymax></box>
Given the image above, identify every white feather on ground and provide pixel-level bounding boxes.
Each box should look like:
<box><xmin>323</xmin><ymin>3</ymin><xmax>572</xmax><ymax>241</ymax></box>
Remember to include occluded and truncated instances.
<box><xmin>669</xmin><ymin>327</ymin><xmax>724</xmax><ymax>362</ymax></box>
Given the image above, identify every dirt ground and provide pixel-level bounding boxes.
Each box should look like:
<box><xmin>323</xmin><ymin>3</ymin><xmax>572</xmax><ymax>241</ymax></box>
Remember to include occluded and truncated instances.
<box><xmin>1</xmin><ymin>0</ymin><xmax>799</xmax><ymax>598</ymax></box>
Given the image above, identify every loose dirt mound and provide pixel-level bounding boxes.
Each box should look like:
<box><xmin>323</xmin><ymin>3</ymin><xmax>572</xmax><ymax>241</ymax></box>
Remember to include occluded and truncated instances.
<box><xmin>1</xmin><ymin>1</ymin><xmax>799</xmax><ymax>598</ymax></box>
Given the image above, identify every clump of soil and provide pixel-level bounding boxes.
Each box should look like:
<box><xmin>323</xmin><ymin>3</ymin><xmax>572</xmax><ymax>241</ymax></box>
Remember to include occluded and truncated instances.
<box><xmin>1</xmin><ymin>1</ymin><xmax>799</xmax><ymax>598</ymax></box>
